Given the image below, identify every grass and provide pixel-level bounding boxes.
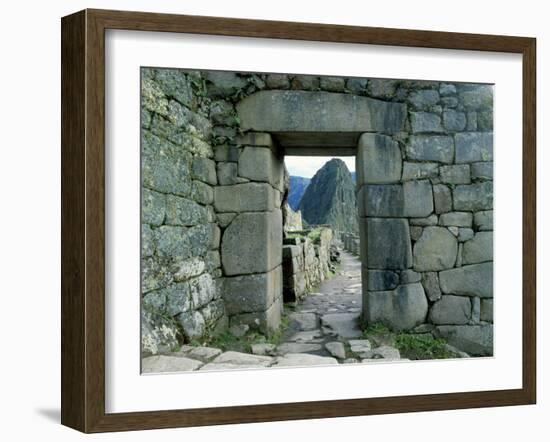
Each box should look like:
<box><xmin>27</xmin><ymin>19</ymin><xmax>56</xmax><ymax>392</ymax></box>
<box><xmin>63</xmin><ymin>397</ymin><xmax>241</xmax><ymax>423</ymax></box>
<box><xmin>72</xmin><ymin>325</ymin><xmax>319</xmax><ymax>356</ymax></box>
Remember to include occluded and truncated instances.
<box><xmin>360</xmin><ymin>321</ymin><xmax>455</xmax><ymax>360</ymax></box>
<box><xmin>192</xmin><ymin>307</ymin><xmax>291</xmax><ymax>353</ymax></box>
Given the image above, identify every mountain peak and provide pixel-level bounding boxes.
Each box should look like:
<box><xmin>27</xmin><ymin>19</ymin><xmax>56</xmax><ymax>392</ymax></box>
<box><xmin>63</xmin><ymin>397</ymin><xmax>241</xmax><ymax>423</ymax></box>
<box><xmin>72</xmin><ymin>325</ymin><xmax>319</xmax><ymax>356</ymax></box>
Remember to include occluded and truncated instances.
<box><xmin>297</xmin><ymin>159</ymin><xmax>358</xmax><ymax>234</ymax></box>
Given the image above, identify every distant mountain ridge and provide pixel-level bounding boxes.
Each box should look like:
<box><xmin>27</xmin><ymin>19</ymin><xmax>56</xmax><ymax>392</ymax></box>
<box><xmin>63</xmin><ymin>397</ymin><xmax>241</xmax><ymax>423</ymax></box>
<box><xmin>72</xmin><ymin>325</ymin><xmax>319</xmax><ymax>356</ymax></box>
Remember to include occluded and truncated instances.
<box><xmin>288</xmin><ymin>176</ymin><xmax>311</xmax><ymax>210</ymax></box>
<box><xmin>298</xmin><ymin>159</ymin><xmax>358</xmax><ymax>234</ymax></box>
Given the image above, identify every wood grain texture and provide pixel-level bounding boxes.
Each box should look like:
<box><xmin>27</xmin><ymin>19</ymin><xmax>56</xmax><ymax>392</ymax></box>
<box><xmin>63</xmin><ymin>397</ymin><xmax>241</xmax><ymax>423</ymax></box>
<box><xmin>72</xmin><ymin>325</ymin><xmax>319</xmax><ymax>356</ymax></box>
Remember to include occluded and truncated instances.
<box><xmin>61</xmin><ymin>8</ymin><xmax>537</xmax><ymax>433</ymax></box>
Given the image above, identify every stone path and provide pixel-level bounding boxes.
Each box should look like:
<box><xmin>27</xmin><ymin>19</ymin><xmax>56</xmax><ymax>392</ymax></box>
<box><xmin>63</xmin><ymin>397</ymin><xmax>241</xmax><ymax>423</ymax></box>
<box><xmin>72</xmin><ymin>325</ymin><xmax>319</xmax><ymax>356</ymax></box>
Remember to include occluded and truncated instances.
<box><xmin>142</xmin><ymin>250</ymin><xmax>405</xmax><ymax>373</ymax></box>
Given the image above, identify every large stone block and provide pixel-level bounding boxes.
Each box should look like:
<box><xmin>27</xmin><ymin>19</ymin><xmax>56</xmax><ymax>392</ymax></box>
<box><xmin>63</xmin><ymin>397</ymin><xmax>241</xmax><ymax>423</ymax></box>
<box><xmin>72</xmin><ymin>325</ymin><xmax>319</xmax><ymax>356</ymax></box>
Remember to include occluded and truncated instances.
<box><xmin>191</xmin><ymin>157</ymin><xmax>217</xmax><ymax>185</ymax></box>
<box><xmin>429</xmin><ymin>295</ymin><xmax>471</xmax><ymax>325</ymax></box>
<box><xmin>142</xmin><ymin>189</ymin><xmax>166</xmax><ymax>226</ymax></box>
<box><xmin>439</xmin><ymin>165</ymin><xmax>470</xmax><ymax>184</ymax></box>
<box><xmin>142</xmin><ymin>131</ymin><xmax>192</xmax><ymax>196</ymax></box>
<box><xmin>471</xmin><ymin>162</ymin><xmax>493</xmax><ymax>180</ymax></box>
<box><xmin>455</xmin><ymin>132</ymin><xmax>493</xmax><ymax>163</ymax></box>
<box><xmin>155</xmin><ymin>224</ymin><xmax>211</xmax><ymax>260</ymax></box>
<box><xmin>356</xmin><ymin>133</ymin><xmax>402</xmax><ymax>184</ymax></box>
<box><xmin>359</xmin><ymin>184</ymin><xmax>403</xmax><ymax>217</ymax></box>
<box><xmin>359</xmin><ymin>180</ymin><xmax>432</xmax><ymax>218</ymax></box>
<box><xmin>433</xmin><ymin>184</ymin><xmax>452</xmax><ymax>214</ymax></box>
<box><xmin>463</xmin><ymin>232</ymin><xmax>493</xmax><ymax>264</ymax></box>
<box><xmin>453</xmin><ymin>182</ymin><xmax>493</xmax><ymax>211</ymax></box>
<box><xmin>366</xmin><ymin>269</ymin><xmax>400</xmax><ymax>291</ymax></box>
<box><xmin>214</xmin><ymin>183</ymin><xmax>274</xmax><ymax>212</ymax></box>
<box><xmin>442</xmin><ymin>110</ymin><xmax>467</xmax><ymax>131</ymax></box>
<box><xmin>403</xmin><ymin>180</ymin><xmax>434</xmax><ymax>217</ymax></box>
<box><xmin>222</xmin><ymin>266</ymin><xmax>282</xmax><ymax>315</ymax></box>
<box><xmin>410</xmin><ymin>112</ymin><xmax>443</xmax><ymax>133</ymax></box>
<box><xmin>421</xmin><ymin>271</ymin><xmax>442</xmax><ymax>301</ymax></box>
<box><xmin>408</xmin><ymin>89</ymin><xmax>440</xmax><ymax>110</ymax></box>
<box><xmin>366</xmin><ymin>218</ymin><xmax>412</xmax><ymax>269</ymax></box>
<box><xmin>439</xmin><ymin>211</ymin><xmax>473</xmax><ymax>227</ymax></box>
<box><xmin>238</xmin><ymin>146</ymin><xmax>284</xmax><ymax>191</ymax></box>
<box><xmin>458</xmin><ymin>85</ymin><xmax>493</xmax><ymax>110</ymax></box>
<box><xmin>406</xmin><ymin>135</ymin><xmax>454</xmax><ymax>164</ymax></box>
<box><xmin>401</xmin><ymin>162</ymin><xmax>439</xmax><ymax>181</ymax></box>
<box><xmin>364</xmin><ymin>283</ymin><xmax>428</xmax><ymax>331</ymax></box>
<box><xmin>164</xmin><ymin>195</ymin><xmax>210</xmax><ymax>226</ymax></box>
<box><xmin>413</xmin><ymin>226</ymin><xmax>457</xmax><ymax>271</ymax></box>
<box><xmin>237</xmin><ymin>90</ymin><xmax>407</xmax><ymax>133</ymax></box>
<box><xmin>221</xmin><ymin>210</ymin><xmax>282</xmax><ymax>275</ymax></box>
<box><xmin>230</xmin><ymin>295</ymin><xmax>283</xmax><ymax>333</ymax></box>
<box><xmin>439</xmin><ymin>262</ymin><xmax>493</xmax><ymax>298</ymax></box>
<box><xmin>481</xmin><ymin>299</ymin><xmax>493</xmax><ymax>322</ymax></box>
<box><xmin>435</xmin><ymin>325</ymin><xmax>493</xmax><ymax>356</ymax></box>
<box><xmin>474</xmin><ymin>210</ymin><xmax>493</xmax><ymax>231</ymax></box>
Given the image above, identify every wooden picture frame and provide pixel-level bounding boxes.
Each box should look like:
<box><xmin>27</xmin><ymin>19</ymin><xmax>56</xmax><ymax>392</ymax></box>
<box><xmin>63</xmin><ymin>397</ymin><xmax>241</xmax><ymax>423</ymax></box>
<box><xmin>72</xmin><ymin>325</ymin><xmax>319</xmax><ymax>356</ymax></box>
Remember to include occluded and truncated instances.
<box><xmin>61</xmin><ymin>8</ymin><xmax>536</xmax><ymax>433</ymax></box>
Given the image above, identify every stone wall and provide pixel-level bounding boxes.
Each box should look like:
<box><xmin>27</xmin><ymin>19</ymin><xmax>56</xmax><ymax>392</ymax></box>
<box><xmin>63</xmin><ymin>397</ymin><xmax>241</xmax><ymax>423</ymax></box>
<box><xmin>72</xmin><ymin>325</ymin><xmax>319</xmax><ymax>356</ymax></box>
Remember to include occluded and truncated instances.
<box><xmin>355</xmin><ymin>82</ymin><xmax>493</xmax><ymax>356</ymax></box>
<box><xmin>282</xmin><ymin>228</ymin><xmax>333</xmax><ymax>302</ymax></box>
<box><xmin>140</xmin><ymin>68</ymin><xmax>226</xmax><ymax>355</ymax></box>
<box><xmin>141</xmin><ymin>67</ymin><xmax>494</xmax><ymax>356</ymax></box>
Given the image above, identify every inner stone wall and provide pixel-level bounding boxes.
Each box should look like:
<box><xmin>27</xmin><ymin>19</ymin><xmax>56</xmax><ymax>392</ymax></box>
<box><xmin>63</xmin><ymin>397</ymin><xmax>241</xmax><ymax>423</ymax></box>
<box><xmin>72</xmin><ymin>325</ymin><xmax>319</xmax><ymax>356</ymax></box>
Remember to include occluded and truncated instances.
<box><xmin>282</xmin><ymin>228</ymin><xmax>333</xmax><ymax>302</ymax></box>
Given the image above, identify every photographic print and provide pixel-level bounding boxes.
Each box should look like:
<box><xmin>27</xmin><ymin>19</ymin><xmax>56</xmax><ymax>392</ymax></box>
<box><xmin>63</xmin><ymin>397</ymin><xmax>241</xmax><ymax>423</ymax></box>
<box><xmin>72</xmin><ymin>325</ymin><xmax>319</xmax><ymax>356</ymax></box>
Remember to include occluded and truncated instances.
<box><xmin>140</xmin><ymin>68</ymin><xmax>494</xmax><ymax>374</ymax></box>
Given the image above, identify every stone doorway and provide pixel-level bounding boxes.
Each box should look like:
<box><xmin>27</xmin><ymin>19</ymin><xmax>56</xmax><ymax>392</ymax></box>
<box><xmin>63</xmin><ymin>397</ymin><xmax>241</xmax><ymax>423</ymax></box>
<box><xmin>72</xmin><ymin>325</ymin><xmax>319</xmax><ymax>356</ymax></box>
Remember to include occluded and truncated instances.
<box><xmin>234</xmin><ymin>89</ymin><xmax>413</xmax><ymax>334</ymax></box>
<box><xmin>141</xmin><ymin>69</ymin><xmax>494</xmax><ymax>371</ymax></box>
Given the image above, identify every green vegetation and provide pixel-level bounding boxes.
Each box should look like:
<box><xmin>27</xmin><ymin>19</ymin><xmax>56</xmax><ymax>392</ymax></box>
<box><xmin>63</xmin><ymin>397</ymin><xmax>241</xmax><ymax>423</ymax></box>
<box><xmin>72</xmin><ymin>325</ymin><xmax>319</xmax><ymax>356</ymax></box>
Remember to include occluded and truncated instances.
<box><xmin>285</xmin><ymin>227</ymin><xmax>325</xmax><ymax>244</ymax></box>
<box><xmin>394</xmin><ymin>334</ymin><xmax>455</xmax><ymax>360</ymax></box>
<box><xmin>361</xmin><ymin>321</ymin><xmax>455</xmax><ymax>360</ymax></box>
<box><xmin>195</xmin><ymin>307</ymin><xmax>291</xmax><ymax>353</ymax></box>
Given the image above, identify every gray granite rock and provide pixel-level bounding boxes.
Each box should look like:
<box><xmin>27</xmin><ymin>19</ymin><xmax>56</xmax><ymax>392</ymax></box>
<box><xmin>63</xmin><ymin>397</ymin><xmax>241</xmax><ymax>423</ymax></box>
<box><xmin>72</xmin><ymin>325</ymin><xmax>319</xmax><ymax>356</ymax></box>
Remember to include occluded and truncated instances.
<box><xmin>357</xmin><ymin>134</ymin><xmax>402</xmax><ymax>184</ymax></box>
<box><xmin>237</xmin><ymin>90</ymin><xmax>406</xmax><ymax>133</ymax></box>
<box><xmin>481</xmin><ymin>299</ymin><xmax>493</xmax><ymax>322</ymax></box>
<box><xmin>221</xmin><ymin>210</ymin><xmax>282</xmax><ymax>275</ymax></box>
<box><xmin>421</xmin><ymin>272</ymin><xmax>442</xmax><ymax>301</ymax></box>
<box><xmin>214</xmin><ymin>182</ymin><xmax>274</xmax><ymax>212</ymax></box>
<box><xmin>435</xmin><ymin>325</ymin><xmax>493</xmax><ymax>356</ymax></box>
<box><xmin>455</xmin><ymin>132</ymin><xmax>493</xmax><ymax>163</ymax></box>
<box><xmin>439</xmin><ymin>262</ymin><xmax>493</xmax><ymax>298</ymax></box>
<box><xmin>429</xmin><ymin>295</ymin><xmax>471</xmax><ymax>325</ymax></box>
<box><xmin>325</xmin><ymin>342</ymin><xmax>346</xmax><ymax>359</ymax></box>
<box><xmin>273</xmin><ymin>353</ymin><xmax>338</xmax><ymax>367</ymax></box>
<box><xmin>474</xmin><ymin>210</ymin><xmax>493</xmax><ymax>231</ymax></box>
<box><xmin>277</xmin><ymin>342</ymin><xmax>323</xmax><ymax>354</ymax></box>
<box><xmin>471</xmin><ymin>162</ymin><xmax>493</xmax><ymax>180</ymax></box>
<box><xmin>401</xmin><ymin>162</ymin><xmax>439</xmax><ymax>181</ymax></box>
<box><xmin>442</xmin><ymin>110</ymin><xmax>467</xmax><ymax>131</ymax></box>
<box><xmin>142</xmin><ymin>355</ymin><xmax>203</xmax><ymax>373</ymax></box>
<box><xmin>364</xmin><ymin>283</ymin><xmax>428</xmax><ymax>331</ymax></box>
<box><xmin>265</xmin><ymin>74</ymin><xmax>290</xmax><ymax>89</ymax></box>
<box><xmin>439</xmin><ymin>211</ymin><xmax>473</xmax><ymax>227</ymax></box>
<box><xmin>433</xmin><ymin>184</ymin><xmax>452</xmax><ymax>214</ymax></box>
<box><xmin>366</xmin><ymin>218</ymin><xmax>413</xmax><ymax>270</ymax></box>
<box><xmin>463</xmin><ymin>232</ymin><xmax>493</xmax><ymax>264</ymax></box>
<box><xmin>346</xmin><ymin>78</ymin><xmax>368</xmax><ymax>94</ymax></box>
<box><xmin>222</xmin><ymin>266</ymin><xmax>282</xmax><ymax>314</ymax></box>
<box><xmin>403</xmin><ymin>180</ymin><xmax>434</xmax><ymax>217</ymax></box>
<box><xmin>453</xmin><ymin>182</ymin><xmax>493</xmax><ymax>211</ymax></box>
<box><xmin>413</xmin><ymin>226</ymin><xmax>457</xmax><ymax>271</ymax></box>
<box><xmin>142</xmin><ymin>189</ymin><xmax>166</xmax><ymax>226</ymax></box>
<box><xmin>440</xmin><ymin>165</ymin><xmax>470</xmax><ymax>185</ymax></box>
<box><xmin>408</xmin><ymin>89</ymin><xmax>440</xmax><ymax>109</ymax></box>
<box><xmin>410</xmin><ymin>112</ymin><xmax>443</xmax><ymax>133</ymax></box>
<box><xmin>458</xmin><ymin>85</ymin><xmax>493</xmax><ymax>110</ymax></box>
<box><xmin>366</xmin><ymin>269</ymin><xmax>400</xmax><ymax>291</ymax></box>
<box><xmin>406</xmin><ymin>135</ymin><xmax>454</xmax><ymax>164</ymax></box>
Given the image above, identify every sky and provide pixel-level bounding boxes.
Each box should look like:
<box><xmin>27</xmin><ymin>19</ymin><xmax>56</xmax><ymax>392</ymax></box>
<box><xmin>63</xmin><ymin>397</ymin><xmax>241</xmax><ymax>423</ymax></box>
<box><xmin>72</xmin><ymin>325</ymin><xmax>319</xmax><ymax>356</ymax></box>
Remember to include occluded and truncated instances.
<box><xmin>284</xmin><ymin>156</ymin><xmax>355</xmax><ymax>178</ymax></box>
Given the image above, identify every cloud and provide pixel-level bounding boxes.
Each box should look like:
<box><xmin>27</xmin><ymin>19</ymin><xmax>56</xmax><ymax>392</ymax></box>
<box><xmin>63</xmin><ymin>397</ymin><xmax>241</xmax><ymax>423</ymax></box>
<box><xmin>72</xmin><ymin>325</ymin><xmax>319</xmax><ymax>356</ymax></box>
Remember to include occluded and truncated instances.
<box><xmin>284</xmin><ymin>156</ymin><xmax>355</xmax><ymax>178</ymax></box>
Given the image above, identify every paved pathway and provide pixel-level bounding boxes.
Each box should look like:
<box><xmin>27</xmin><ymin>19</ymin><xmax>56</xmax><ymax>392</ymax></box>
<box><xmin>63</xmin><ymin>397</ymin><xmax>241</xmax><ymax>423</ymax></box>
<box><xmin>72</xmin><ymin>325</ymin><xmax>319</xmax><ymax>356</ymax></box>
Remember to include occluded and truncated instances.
<box><xmin>142</xmin><ymin>249</ymin><xmax>404</xmax><ymax>373</ymax></box>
